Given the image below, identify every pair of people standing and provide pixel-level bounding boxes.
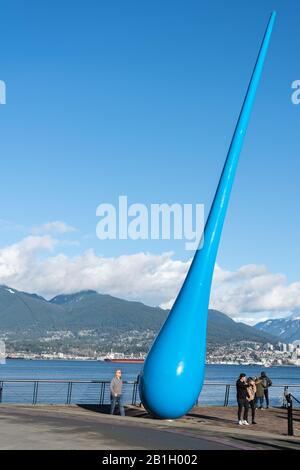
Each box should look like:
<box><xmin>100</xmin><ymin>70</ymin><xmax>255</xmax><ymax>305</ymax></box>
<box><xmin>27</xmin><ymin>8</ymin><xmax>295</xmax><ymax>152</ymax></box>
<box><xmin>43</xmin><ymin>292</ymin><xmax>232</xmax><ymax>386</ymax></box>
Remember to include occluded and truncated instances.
<box><xmin>236</xmin><ymin>373</ymin><xmax>257</xmax><ymax>426</ymax></box>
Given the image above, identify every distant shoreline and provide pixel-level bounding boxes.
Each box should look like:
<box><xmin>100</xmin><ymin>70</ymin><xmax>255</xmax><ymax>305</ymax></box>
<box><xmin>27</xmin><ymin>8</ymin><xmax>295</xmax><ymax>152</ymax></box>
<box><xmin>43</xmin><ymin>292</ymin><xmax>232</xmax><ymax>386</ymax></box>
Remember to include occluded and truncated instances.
<box><xmin>2</xmin><ymin>357</ymin><xmax>299</xmax><ymax>367</ymax></box>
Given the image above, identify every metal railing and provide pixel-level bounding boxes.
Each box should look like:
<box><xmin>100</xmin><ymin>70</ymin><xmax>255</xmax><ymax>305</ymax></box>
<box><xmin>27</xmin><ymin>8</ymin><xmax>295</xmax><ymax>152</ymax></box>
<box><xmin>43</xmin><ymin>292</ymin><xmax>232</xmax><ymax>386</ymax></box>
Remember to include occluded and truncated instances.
<box><xmin>197</xmin><ymin>382</ymin><xmax>300</xmax><ymax>409</ymax></box>
<box><xmin>0</xmin><ymin>379</ymin><xmax>139</xmax><ymax>406</ymax></box>
<box><xmin>0</xmin><ymin>379</ymin><xmax>299</xmax><ymax>408</ymax></box>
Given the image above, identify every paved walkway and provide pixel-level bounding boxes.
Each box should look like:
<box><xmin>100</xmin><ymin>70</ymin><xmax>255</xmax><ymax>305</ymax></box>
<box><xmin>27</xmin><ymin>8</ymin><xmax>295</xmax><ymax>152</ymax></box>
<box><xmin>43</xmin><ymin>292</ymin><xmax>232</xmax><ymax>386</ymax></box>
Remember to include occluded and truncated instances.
<box><xmin>127</xmin><ymin>404</ymin><xmax>300</xmax><ymax>438</ymax></box>
<box><xmin>0</xmin><ymin>404</ymin><xmax>299</xmax><ymax>450</ymax></box>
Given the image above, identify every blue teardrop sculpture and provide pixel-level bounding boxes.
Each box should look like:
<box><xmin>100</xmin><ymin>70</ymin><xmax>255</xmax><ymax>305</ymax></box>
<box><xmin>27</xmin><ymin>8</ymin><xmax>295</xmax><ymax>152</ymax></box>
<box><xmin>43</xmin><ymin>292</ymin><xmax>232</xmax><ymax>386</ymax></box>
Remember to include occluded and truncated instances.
<box><xmin>139</xmin><ymin>12</ymin><xmax>276</xmax><ymax>419</ymax></box>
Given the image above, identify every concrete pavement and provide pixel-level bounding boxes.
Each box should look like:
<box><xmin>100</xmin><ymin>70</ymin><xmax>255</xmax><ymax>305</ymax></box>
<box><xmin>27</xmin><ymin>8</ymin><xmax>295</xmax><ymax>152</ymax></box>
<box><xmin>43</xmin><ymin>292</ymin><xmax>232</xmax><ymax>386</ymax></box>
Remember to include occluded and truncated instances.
<box><xmin>0</xmin><ymin>404</ymin><xmax>239</xmax><ymax>450</ymax></box>
<box><xmin>0</xmin><ymin>404</ymin><xmax>299</xmax><ymax>450</ymax></box>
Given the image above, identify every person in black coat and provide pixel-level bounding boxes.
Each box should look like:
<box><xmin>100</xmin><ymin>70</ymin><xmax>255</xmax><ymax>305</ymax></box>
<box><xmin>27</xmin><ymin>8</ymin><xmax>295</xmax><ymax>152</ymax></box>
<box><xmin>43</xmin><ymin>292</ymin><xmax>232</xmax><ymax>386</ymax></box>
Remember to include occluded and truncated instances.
<box><xmin>236</xmin><ymin>373</ymin><xmax>250</xmax><ymax>425</ymax></box>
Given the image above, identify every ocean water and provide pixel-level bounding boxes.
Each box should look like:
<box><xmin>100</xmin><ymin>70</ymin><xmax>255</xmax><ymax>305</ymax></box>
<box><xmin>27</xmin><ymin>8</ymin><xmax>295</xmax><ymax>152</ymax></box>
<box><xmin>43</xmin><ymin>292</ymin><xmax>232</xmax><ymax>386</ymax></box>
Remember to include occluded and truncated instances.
<box><xmin>0</xmin><ymin>360</ymin><xmax>300</xmax><ymax>406</ymax></box>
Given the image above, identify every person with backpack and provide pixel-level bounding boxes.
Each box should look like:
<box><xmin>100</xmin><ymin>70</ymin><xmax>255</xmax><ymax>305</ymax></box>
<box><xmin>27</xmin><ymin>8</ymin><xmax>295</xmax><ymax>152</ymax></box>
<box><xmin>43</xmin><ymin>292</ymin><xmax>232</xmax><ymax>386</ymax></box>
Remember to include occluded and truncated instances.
<box><xmin>259</xmin><ymin>371</ymin><xmax>272</xmax><ymax>409</ymax></box>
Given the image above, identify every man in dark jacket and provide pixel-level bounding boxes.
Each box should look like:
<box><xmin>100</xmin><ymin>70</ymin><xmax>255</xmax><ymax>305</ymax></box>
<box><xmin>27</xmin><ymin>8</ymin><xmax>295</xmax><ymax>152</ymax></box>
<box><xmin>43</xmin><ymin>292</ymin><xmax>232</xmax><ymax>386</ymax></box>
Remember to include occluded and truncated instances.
<box><xmin>110</xmin><ymin>369</ymin><xmax>125</xmax><ymax>416</ymax></box>
<box><xmin>236</xmin><ymin>373</ymin><xmax>250</xmax><ymax>425</ymax></box>
<box><xmin>259</xmin><ymin>371</ymin><xmax>272</xmax><ymax>409</ymax></box>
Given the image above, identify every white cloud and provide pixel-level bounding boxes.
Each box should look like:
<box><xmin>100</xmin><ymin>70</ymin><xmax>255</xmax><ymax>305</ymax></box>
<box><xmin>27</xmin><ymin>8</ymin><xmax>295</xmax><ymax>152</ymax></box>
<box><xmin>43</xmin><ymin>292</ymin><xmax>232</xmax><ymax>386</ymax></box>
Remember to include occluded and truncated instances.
<box><xmin>0</xmin><ymin>235</ymin><xmax>300</xmax><ymax>325</ymax></box>
<box><xmin>210</xmin><ymin>264</ymin><xmax>300</xmax><ymax>324</ymax></box>
<box><xmin>32</xmin><ymin>221</ymin><xmax>77</xmax><ymax>235</ymax></box>
<box><xmin>0</xmin><ymin>236</ymin><xmax>190</xmax><ymax>305</ymax></box>
<box><xmin>0</xmin><ymin>236</ymin><xmax>57</xmax><ymax>280</ymax></box>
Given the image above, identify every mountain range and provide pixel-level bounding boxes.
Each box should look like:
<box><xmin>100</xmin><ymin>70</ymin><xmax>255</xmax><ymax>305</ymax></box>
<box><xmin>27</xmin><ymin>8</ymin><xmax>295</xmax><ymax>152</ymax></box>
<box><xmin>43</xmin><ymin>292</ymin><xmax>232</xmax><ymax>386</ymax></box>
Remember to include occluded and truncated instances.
<box><xmin>255</xmin><ymin>312</ymin><xmax>300</xmax><ymax>342</ymax></box>
<box><xmin>0</xmin><ymin>284</ymin><xmax>280</xmax><ymax>353</ymax></box>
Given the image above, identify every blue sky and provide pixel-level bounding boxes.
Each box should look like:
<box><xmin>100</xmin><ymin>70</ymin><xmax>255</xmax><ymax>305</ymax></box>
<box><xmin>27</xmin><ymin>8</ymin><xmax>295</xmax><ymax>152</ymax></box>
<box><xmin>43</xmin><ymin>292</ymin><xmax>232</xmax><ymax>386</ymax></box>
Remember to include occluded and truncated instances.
<box><xmin>0</xmin><ymin>1</ymin><xmax>299</xmax><ymax>322</ymax></box>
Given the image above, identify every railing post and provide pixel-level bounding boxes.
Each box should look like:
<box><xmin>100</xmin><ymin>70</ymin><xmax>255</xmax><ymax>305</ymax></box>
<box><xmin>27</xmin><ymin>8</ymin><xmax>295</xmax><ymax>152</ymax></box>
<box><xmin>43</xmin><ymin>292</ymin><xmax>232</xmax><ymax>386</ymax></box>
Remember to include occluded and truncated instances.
<box><xmin>99</xmin><ymin>382</ymin><xmax>102</xmax><ymax>405</ymax></box>
<box><xmin>132</xmin><ymin>381</ymin><xmax>139</xmax><ymax>406</ymax></box>
<box><xmin>66</xmin><ymin>382</ymin><xmax>69</xmax><ymax>404</ymax></box>
<box><xmin>103</xmin><ymin>382</ymin><xmax>107</xmax><ymax>404</ymax></box>
<box><xmin>32</xmin><ymin>382</ymin><xmax>35</xmax><ymax>404</ymax></box>
<box><xmin>134</xmin><ymin>375</ymin><xmax>140</xmax><ymax>406</ymax></box>
<box><xmin>286</xmin><ymin>393</ymin><xmax>294</xmax><ymax>436</ymax></box>
<box><xmin>99</xmin><ymin>382</ymin><xmax>105</xmax><ymax>405</ymax></box>
<box><xmin>0</xmin><ymin>381</ymin><xmax>3</xmax><ymax>403</ymax></box>
<box><xmin>134</xmin><ymin>381</ymin><xmax>138</xmax><ymax>405</ymax></box>
<box><xmin>66</xmin><ymin>382</ymin><xmax>73</xmax><ymax>405</ymax></box>
<box><xmin>36</xmin><ymin>381</ymin><xmax>39</xmax><ymax>404</ymax></box>
<box><xmin>69</xmin><ymin>382</ymin><xmax>73</xmax><ymax>404</ymax></box>
<box><xmin>224</xmin><ymin>385</ymin><xmax>230</xmax><ymax>407</ymax></box>
<box><xmin>224</xmin><ymin>385</ymin><xmax>227</xmax><ymax>406</ymax></box>
<box><xmin>32</xmin><ymin>381</ymin><xmax>39</xmax><ymax>405</ymax></box>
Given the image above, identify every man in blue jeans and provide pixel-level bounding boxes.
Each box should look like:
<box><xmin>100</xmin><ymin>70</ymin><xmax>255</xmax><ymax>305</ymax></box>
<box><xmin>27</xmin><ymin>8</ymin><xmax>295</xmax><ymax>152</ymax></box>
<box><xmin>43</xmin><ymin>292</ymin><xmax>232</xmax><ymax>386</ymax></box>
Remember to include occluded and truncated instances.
<box><xmin>110</xmin><ymin>369</ymin><xmax>125</xmax><ymax>416</ymax></box>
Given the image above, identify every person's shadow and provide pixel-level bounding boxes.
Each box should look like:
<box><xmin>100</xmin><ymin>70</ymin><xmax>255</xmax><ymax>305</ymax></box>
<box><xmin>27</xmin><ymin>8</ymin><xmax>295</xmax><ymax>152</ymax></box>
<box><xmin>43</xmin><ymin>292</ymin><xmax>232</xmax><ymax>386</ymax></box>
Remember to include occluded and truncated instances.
<box><xmin>76</xmin><ymin>404</ymin><xmax>111</xmax><ymax>414</ymax></box>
